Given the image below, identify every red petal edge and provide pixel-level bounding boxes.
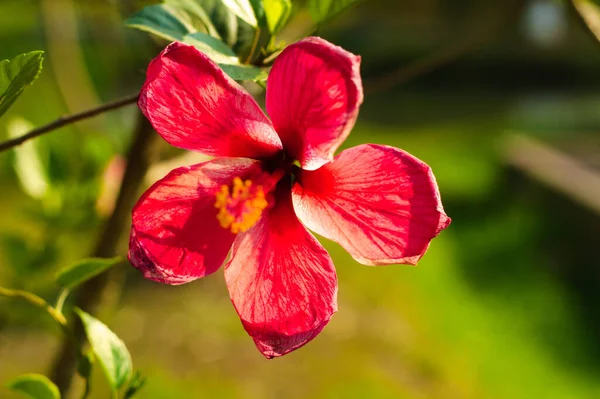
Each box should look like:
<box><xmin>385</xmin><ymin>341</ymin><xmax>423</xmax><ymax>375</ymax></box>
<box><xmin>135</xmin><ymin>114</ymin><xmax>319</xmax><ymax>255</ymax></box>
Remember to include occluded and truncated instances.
<box><xmin>266</xmin><ymin>37</ymin><xmax>363</xmax><ymax>170</ymax></box>
<box><xmin>139</xmin><ymin>42</ymin><xmax>282</xmax><ymax>158</ymax></box>
<box><xmin>225</xmin><ymin>184</ymin><xmax>338</xmax><ymax>358</ymax></box>
<box><xmin>292</xmin><ymin>144</ymin><xmax>450</xmax><ymax>266</ymax></box>
<box><xmin>128</xmin><ymin>157</ymin><xmax>265</xmax><ymax>285</ymax></box>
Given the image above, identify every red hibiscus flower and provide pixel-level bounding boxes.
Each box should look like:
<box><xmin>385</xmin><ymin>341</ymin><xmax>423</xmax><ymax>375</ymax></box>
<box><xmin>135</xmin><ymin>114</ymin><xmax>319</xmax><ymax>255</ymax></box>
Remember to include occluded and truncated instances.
<box><xmin>128</xmin><ymin>37</ymin><xmax>450</xmax><ymax>358</ymax></box>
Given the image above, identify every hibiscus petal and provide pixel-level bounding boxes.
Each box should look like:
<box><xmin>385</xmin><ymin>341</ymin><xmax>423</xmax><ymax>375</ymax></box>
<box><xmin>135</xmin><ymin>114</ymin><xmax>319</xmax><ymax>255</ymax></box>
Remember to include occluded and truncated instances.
<box><xmin>266</xmin><ymin>37</ymin><xmax>363</xmax><ymax>170</ymax></box>
<box><xmin>139</xmin><ymin>42</ymin><xmax>282</xmax><ymax>158</ymax></box>
<box><xmin>292</xmin><ymin>144</ymin><xmax>450</xmax><ymax>266</ymax></box>
<box><xmin>224</xmin><ymin>185</ymin><xmax>338</xmax><ymax>358</ymax></box>
<box><xmin>129</xmin><ymin>157</ymin><xmax>264</xmax><ymax>285</ymax></box>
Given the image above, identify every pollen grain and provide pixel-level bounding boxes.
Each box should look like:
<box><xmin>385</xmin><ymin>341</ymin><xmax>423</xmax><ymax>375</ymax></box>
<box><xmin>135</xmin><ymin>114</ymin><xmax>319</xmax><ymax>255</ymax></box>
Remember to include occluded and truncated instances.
<box><xmin>214</xmin><ymin>177</ymin><xmax>268</xmax><ymax>234</ymax></box>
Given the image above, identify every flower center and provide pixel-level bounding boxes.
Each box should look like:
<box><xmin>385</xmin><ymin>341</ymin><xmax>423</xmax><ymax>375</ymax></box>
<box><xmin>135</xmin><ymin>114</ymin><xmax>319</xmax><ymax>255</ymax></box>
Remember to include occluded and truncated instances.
<box><xmin>214</xmin><ymin>177</ymin><xmax>268</xmax><ymax>234</ymax></box>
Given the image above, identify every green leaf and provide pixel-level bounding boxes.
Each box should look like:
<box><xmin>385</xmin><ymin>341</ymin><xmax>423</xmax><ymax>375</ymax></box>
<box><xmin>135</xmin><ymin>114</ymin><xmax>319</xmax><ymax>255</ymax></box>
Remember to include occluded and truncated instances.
<box><xmin>8</xmin><ymin>117</ymin><xmax>49</xmax><ymax>200</ymax></box>
<box><xmin>263</xmin><ymin>0</ymin><xmax>291</xmax><ymax>34</ymax></box>
<box><xmin>308</xmin><ymin>0</ymin><xmax>361</xmax><ymax>24</ymax></box>
<box><xmin>0</xmin><ymin>51</ymin><xmax>43</xmax><ymax>119</ymax></box>
<box><xmin>124</xmin><ymin>371</ymin><xmax>147</xmax><ymax>399</ymax></box>
<box><xmin>7</xmin><ymin>374</ymin><xmax>60</xmax><ymax>399</ymax></box>
<box><xmin>180</xmin><ymin>32</ymin><xmax>267</xmax><ymax>82</ymax></box>
<box><xmin>56</xmin><ymin>257</ymin><xmax>122</xmax><ymax>290</ymax></box>
<box><xmin>221</xmin><ymin>0</ymin><xmax>258</xmax><ymax>27</ymax></box>
<box><xmin>164</xmin><ymin>0</ymin><xmax>221</xmax><ymax>37</ymax></box>
<box><xmin>183</xmin><ymin>32</ymin><xmax>239</xmax><ymax>63</ymax></box>
<box><xmin>125</xmin><ymin>4</ymin><xmax>192</xmax><ymax>41</ymax></box>
<box><xmin>77</xmin><ymin>351</ymin><xmax>95</xmax><ymax>399</ymax></box>
<box><xmin>219</xmin><ymin>63</ymin><xmax>267</xmax><ymax>81</ymax></box>
<box><xmin>233</xmin><ymin>13</ymin><xmax>260</xmax><ymax>61</ymax></box>
<box><xmin>125</xmin><ymin>2</ymin><xmax>267</xmax><ymax>81</ymax></box>
<box><xmin>570</xmin><ymin>0</ymin><xmax>600</xmax><ymax>43</ymax></box>
<box><xmin>77</xmin><ymin>351</ymin><xmax>95</xmax><ymax>379</ymax></box>
<box><xmin>75</xmin><ymin>308</ymin><xmax>133</xmax><ymax>391</ymax></box>
<box><xmin>249</xmin><ymin>0</ymin><xmax>266</xmax><ymax>25</ymax></box>
<box><xmin>197</xmin><ymin>0</ymin><xmax>239</xmax><ymax>46</ymax></box>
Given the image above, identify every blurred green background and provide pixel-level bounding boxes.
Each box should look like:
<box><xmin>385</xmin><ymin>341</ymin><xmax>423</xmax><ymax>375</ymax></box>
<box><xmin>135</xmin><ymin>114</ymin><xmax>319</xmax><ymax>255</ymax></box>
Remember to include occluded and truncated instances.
<box><xmin>1</xmin><ymin>0</ymin><xmax>600</xmax><ymax>398</ymax></box>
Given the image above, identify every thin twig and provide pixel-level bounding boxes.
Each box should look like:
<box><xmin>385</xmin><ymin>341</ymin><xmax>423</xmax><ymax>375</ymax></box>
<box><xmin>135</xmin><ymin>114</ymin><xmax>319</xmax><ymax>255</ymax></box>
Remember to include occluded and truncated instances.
<box><xmin>366</xmin><ymin>0</ymin><xmax>528</xmax><ymax>94</ymax></box>
<box><xmin>81</xmin><ymin>374</ymin><xmax>91</xmax><ymax>399</ymax></box>
<box><xmin>0</xmin><ymin>286</ymin><xmax>68</xmax><ymax>327</ymax></box>
<box><xmin>54</xmin><ymin>288</ymin><xmax>71</xmax><ymax>315</ymax></box>
<box><xmin>244</xmin><ymin>27</ymin><xmax>262</xmax><ymax>64</ymax></box>
<box><xmin>0</xmin><ymin>93</ymin><xmax>139</xmax><ymax>153</ymax></box>
<box><xmin>49</xmin><ymin>112</ymin><xmax>158</xmax><ymax>396</ymax></box>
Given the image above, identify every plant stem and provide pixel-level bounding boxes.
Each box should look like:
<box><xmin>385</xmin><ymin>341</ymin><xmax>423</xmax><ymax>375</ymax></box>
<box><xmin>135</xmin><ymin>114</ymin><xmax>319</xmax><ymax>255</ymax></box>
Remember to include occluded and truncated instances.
<box><xmin>54</xmin><ymin>288</ymin><xmax>71</xmax><ymax>315</ymax></box>
<box><xmin>244</xmin><ymin>27</ymin><xmax>262</xmax><ymax>65</ymax></box>
<box><xmin>81</xmin><ymin>376</ymin><xmax>91</xmax><ymax>399</ymax></box>
<box><xmin>0</xmin><ymin>286</ymin><xmax>68</xmax><ymax>327</ymax></box>
<box><xmin>0</xmin><ymin>93</ymin><xmax>139</xmax><ymax>153</ymax></box>
<box><xmin>48</xmin><ymin>112</ymin><xmax>158</xmax><ymax>396</ymax></box>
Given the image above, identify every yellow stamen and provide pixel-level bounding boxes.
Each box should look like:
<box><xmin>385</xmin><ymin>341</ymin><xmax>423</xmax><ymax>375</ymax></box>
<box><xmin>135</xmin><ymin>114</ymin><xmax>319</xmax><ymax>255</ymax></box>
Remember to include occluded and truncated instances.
<box><xmin>214</xmin><ymin>177</ymin><xmax>268</xmax><ymax>233</ymax></box>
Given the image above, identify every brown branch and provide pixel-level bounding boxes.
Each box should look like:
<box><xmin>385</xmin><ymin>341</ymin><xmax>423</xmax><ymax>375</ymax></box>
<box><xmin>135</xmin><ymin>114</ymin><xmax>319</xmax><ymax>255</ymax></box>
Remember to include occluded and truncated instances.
<box><xmin>0</xmin><ymin>93</ymin><xmax>139</xmax><ymax>153</ymax></box>
<box><xmin>366</xmin><ymin>0</ymin><xmax>528</xmax><ymax>95</ymax></box>
<box><xmin>48</xmin><ymin>112</ymin><xmax>159</xmax><ymax>395</ymax></box>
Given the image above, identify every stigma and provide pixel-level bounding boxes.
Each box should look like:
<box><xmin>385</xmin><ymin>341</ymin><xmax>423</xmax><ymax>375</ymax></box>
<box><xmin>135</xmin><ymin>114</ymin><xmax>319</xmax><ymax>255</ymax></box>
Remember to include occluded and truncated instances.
<box><xmin>214</xmin><ymin>177</ymin><xmax>268</xmax><ymax>234</ymax></box>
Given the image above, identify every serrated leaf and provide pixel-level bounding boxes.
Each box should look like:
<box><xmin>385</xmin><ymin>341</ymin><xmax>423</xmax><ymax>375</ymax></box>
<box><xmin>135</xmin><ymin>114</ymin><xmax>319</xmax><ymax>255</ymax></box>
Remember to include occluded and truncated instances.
<box><xmin>125</xmin><ymin>4</ymin><xmax>192</xmax><ymax>41</ymax></box>
<box><xmin>7</xmin><ymin>374</ymin><xmax>60</xmax><ymax>399</ymax></box>
<box><xmin>219</xmin><ymin>63</ymin><xmax>267</xmax><ymax>81</ymax></box>
<box><xmin>0</xmin><ymin>51</ymin><xmax>43</xmax><ymax>119</ymax></box>
<box><xmin>222</xmin><ymin>0</ymin><xmax>258</xmax><ymax>27</ymax></box>
<box><xmin>183</xmin><ymin>32</ymin><xmax>239</xmax><ymax>64</ymax></box>
<box><xmin>263</xmin><ymin>0</ymin><xmax>291</xmax><ymax>34</ymax></box>
<box><xmin>56</xmin><ymin>257</ymin><xmax>122</xmax><ymax>290</ymax></box>
<box><xmin>8</xmin><ymin>117</ymin><xmax>49</xmax><ymax>199</ymax></box>
<box><xmin>75</xmin><ymin>308</ymin><xmax>133</xmax><ymax>391</ymax></box>
<box><xmin>571</xmin><ymin>0</ymin><xmax>600</xmax><ymax>42</ymax></box>
<box><xmin>308</xmin><ymin>0</ymin><xmax>361</xmax><ymax>24</ymax></box>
